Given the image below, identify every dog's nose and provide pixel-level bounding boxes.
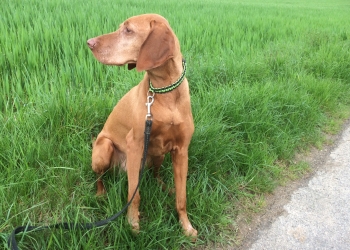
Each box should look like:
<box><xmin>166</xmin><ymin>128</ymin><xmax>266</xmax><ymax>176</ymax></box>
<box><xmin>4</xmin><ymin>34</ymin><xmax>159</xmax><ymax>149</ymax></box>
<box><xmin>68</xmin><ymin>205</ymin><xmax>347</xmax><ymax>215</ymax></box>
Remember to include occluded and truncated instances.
<box><xmin>87</xmin><ymin>38</ymin><xmax>97</xmax><ymax>49</ymax></box>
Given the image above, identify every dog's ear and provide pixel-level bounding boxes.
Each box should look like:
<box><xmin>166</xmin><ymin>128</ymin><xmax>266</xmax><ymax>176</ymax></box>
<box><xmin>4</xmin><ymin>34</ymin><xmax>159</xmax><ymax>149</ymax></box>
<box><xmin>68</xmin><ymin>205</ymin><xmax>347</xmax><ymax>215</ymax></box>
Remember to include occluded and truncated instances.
<box><xmin>136</xmin><ymin>20</ymin><xmax>175</xmax><ymax>72</ymax></box>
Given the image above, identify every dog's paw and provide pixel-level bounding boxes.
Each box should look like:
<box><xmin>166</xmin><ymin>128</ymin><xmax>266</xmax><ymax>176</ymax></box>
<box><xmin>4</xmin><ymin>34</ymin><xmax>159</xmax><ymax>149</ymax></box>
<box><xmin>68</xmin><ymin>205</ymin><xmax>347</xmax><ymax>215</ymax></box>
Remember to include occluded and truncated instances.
<box><xmin>184</xmin><ymin>227</ymin><xmax>198</xmax><ymax>242</ymax></box>
<box><xmin>180</xmin><ymin>220</ymin><xmax>198</xmax><ymax>242</ymax></box>
<box><xmin>96</xmin><ymin>182</ymin><xmax>107</xmax><ymax>196</ymax></box>
<box><xmin>131</xmin><ymin>222</ymin><xmax>140</xmax><ymax>234</ymax></box>
<box><xmin>127</xmin><ymin>213</ymin><xmax>140</xmax><ymax>234</ymax></box>
<box><xmin>95</xmin><ymin>189</ymin><xmax>106</xmax><ymax>196</ymax></box>
<box><xmin>127</xmin><ymin>219</ymin><xmax>140</xmax><ymax>235</ymax></box>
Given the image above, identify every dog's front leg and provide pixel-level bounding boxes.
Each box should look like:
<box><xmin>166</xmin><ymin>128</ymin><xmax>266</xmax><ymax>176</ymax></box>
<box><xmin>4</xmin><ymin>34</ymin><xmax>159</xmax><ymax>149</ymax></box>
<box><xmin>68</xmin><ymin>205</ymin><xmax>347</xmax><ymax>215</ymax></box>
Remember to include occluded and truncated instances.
<box><xmin>171</xmin><ymin>148</ymin><xmax>198</xmax><ymax>239</ymax></box>
<box><xmin>125</xmin><ymin>129</ymin><xmax>143</xmax><ymax>233</ymax></box>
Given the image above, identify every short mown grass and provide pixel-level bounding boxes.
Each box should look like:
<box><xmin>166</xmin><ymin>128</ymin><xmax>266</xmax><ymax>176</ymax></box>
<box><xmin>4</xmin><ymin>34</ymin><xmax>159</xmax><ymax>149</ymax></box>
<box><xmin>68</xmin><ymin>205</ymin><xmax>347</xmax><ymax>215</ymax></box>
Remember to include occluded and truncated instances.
<box><xmin>1</xmin><ymin>0</ymin><xmax>350</xmax><ymax>249</ymax></box>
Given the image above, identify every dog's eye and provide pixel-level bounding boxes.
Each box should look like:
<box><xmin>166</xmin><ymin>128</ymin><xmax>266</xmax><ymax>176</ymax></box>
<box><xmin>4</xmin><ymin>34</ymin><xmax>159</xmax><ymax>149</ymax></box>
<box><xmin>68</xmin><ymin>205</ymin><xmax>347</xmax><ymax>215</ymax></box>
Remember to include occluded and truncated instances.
<box><xmin>125</xmin><ymin>27</ymin><xmax>133</xmax><ymax>33</ymax></box>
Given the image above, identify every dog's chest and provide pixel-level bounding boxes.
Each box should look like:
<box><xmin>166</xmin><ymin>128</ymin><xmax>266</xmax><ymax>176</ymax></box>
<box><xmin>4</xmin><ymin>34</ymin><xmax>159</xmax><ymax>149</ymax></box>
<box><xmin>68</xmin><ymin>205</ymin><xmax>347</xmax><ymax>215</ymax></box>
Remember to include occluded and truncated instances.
<box><xmin>147</xmin><ymin>120</ymin><xmax>181</xmax><ymax>155</ymax></box>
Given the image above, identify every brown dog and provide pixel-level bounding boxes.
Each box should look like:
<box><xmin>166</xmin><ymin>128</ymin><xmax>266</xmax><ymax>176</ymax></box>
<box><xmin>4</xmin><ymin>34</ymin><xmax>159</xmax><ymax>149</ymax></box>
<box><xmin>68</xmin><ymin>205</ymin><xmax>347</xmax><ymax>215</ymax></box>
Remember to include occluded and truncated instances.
<box><xmin>87</xmin><ymin>14</ymin><xmax>197</xmax><ymax>238</ymax></box>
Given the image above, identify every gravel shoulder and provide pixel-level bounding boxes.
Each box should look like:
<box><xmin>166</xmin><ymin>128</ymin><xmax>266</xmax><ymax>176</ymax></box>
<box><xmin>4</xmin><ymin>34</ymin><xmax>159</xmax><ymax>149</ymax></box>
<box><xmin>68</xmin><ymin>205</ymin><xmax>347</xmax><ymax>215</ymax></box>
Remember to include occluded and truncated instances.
<box><xmin>236</xmin><ymin>119</ymin><xmax>350</xmax><ymax>250</ymax></box>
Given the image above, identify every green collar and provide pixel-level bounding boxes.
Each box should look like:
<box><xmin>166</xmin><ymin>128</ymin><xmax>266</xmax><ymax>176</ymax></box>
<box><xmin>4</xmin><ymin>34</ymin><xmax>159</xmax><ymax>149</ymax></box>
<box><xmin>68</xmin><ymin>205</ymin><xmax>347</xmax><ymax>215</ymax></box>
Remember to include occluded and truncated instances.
<box><xmin>149</xmin><ymin>59</ymin><xmax>187</xmax><ymax>94</ymax></box>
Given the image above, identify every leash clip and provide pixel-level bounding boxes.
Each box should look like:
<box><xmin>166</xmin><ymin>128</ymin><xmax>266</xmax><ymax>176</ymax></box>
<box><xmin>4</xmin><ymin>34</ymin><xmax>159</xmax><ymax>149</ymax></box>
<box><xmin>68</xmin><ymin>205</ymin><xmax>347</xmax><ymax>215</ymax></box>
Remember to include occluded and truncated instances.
<box><xmin>145</xmin><ymin>90</ymin><xmax>155</xmax><ymax>120</ymax></box>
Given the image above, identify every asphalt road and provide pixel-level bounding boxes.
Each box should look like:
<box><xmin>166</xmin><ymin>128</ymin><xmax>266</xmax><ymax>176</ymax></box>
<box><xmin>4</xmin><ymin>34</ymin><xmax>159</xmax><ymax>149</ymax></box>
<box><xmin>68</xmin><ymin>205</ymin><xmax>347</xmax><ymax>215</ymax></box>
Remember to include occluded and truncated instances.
<box><xmin>247</xmin><ymin>124</ymin><xmax>350</xmax><ymax>250</ymax></box>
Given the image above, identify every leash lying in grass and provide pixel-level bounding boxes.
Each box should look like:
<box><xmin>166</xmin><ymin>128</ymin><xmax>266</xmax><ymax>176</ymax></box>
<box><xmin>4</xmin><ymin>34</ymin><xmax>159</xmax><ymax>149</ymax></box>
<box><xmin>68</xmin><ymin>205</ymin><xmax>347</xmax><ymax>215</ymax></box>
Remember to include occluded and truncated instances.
<box><xmin>8</xmin><ymin>120</ymin><xmax>152</xmax><ymax>250</ymax></box>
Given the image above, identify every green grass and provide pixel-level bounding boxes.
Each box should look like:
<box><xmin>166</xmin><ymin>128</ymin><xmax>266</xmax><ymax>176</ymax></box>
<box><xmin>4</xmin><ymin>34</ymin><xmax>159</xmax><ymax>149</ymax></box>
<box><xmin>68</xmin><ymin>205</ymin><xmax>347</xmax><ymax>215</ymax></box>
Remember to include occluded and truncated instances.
<box><xmin>1</xmin><ymin>0</ymin><xmax>350</xmax><ymax>248</ymax></box>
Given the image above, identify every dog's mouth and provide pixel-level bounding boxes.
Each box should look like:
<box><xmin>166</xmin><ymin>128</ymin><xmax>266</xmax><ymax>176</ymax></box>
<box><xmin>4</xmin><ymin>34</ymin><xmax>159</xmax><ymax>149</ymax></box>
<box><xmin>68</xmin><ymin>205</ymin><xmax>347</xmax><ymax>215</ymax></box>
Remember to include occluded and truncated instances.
<box><xmin>127</xmin><ymin>63</ymin><xmax>136</xmax><ymax>70</ymax></box>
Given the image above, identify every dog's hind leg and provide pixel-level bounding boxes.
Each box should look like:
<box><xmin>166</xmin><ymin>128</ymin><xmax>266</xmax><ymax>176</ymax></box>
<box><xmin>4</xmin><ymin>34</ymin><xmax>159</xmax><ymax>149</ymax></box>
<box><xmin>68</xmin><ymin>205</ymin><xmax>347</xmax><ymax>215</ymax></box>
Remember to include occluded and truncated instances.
<box><xmin>152</xmin><ymin>155</ymin><xmax>166</xmax><ymax>189</ymax></box>
<box><xmin>92</xmin><ymin>136</ymin><xmax>118</xmax><ymax>195</ymax></box>
<box><xmin>151</xmin><ymin>155</ymin><xmax>175</xmax><ymax>194</ymax></box>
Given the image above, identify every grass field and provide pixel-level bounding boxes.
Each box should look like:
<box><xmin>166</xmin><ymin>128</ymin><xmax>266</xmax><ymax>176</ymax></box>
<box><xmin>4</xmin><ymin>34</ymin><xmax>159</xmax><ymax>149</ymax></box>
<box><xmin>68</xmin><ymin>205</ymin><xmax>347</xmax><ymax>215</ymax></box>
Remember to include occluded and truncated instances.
<box><xmin>1</xmin><ymin>0</ymin><xmax>350</xmax><ymax>249</ymax></box>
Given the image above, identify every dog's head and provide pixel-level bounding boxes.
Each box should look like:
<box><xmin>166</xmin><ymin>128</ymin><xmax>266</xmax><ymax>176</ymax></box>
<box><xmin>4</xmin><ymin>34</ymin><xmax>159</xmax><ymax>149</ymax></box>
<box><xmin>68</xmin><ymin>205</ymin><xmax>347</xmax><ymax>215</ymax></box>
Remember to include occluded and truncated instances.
<box><xmin>87</xmin><ymin>14</ymin><xmax>177</xmax><ymax>72</ymax></box>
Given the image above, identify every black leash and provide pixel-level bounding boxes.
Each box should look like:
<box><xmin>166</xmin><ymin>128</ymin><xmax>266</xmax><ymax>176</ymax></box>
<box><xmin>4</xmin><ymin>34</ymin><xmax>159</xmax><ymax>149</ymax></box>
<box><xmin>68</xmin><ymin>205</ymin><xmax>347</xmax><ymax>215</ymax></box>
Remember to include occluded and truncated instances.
<box><xmin>7</xmin><ymin>119</ymin><xmax>153</xmax><ymax>250</ymax></box>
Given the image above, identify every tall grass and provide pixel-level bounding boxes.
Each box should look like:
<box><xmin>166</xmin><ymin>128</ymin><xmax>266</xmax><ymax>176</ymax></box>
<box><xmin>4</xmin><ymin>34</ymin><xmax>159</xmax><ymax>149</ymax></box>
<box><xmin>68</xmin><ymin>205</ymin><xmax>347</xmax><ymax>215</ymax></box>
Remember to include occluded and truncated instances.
<box><xmin>1</xmin><ymin>0</ymin><xmax>350</xmax><ymax>248</ymax></box>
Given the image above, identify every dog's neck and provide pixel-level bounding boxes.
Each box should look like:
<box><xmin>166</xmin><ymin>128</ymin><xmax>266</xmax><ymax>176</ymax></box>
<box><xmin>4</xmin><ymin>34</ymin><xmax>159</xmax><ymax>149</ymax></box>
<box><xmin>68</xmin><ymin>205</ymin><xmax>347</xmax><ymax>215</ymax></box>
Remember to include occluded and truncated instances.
<box><xmin>146</xmin><ymin>56</ymin><xmax>184</xmax><ymax>91</ymax></box>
